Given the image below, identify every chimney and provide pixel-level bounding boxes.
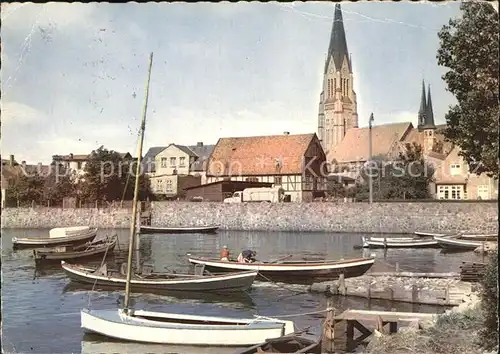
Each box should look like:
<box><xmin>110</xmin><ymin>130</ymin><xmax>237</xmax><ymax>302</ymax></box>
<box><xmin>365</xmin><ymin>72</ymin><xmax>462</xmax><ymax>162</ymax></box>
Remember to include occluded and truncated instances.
<box><xmin>283</xmin><ymin>131</ymin><xmax>290</xmax><ymax>135</ymax></box>
<box><xmin>197</xmin><ymin>142</ymin><xmax>203</xmax><ymax>147</ymax></box>
<box><xmin>69</xmin><ymin>153</ymin><xmax>74</xmax><ymax>159</ymax></box>
<box><xmin>9</xmin><ymin>155</ymin><xmax>14</xmax><ymax>166</ymax></box>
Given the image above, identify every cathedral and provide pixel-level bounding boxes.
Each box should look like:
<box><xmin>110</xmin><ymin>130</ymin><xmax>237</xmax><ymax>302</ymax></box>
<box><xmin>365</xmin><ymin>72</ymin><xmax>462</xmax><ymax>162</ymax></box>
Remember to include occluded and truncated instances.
<box><xmin>317</xmin><ymin>4</ymin><xmax>358</xmax><ymax>156</ymax></box>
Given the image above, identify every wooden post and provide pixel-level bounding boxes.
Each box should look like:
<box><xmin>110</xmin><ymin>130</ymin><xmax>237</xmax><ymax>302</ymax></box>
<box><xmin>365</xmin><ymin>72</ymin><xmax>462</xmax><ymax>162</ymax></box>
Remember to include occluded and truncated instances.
<box><xmin>383</xmin><ymin>237</ymin><xmax>387</xmax><ymax>248</ymax></box>
<box><xmin>17</xmin><ymin>199</ymin><xmax>20</xmax><ymax>208</ymax></box>
<box><xmin>396</xmin><ymin>262</ymin><xmax>400</xmax><ymax>273</ymax></box>
<box><xmin>32</xmin><ymin>200</ymin><xmax>35</xmax><ymax>208</ymax></box>
<box><xmin>412</xmin><ymin>284</ymin><xmax>418</xmax><ymax>303</ymax></box>
<box><xmin>445</xmin><ymin>284</ymin><xmax>450</xmax><ymax>305</ymax></box>
<box><xmin>367</xmin><ymin>281</ymin><xmax>372</xmax><ymax>300</ymax></box>
<box><xmin>47</xmin><ymin>200</ymin><xmax>50</xmax><ymax>207</ymax></box>
<box><xmin>79</xmin><ymin>200</ymin><xmax>82</xmax><ymax>209</ymax></box>
<box><xmin>95</xmin><ymin>200</ymin><xmax>98</xmax><ymax>209</ymax></box>
<box><xmin>339</xmin><ymin>273</ymin><xmax>346</xmax><ymax>295</ymax></box>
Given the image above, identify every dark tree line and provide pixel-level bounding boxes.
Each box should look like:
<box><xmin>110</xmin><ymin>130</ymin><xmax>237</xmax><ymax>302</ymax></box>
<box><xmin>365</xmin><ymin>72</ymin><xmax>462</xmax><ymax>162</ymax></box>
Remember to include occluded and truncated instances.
<box><xmin>5</xmin><ymin>146</ymin><xmax>152</xmax><ymax>207</ymax></box>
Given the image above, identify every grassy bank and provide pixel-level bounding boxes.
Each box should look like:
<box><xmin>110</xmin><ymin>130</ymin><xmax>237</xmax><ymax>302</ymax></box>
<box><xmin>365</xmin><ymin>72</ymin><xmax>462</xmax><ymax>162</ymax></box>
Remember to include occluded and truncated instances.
<box><xmin>366</xmin><ymin>250</ymin><xmax>498</xmax><ymax>354</ymax></box>
<box><xmin>366</xmin><ymin>307</ymin><xmax>485</xmax><ymax>353</ymax></box>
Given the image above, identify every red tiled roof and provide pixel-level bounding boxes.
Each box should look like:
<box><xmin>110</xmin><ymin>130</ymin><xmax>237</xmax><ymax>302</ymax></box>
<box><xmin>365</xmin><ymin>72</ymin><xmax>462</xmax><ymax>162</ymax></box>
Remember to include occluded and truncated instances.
<box><xmin>330</xmin><ymin>122</ymin><xmax>413</xmax><ymax>163</ymax></box>
<box><xmin>207</xmin><ymin>133</ymin><xmax>320</xmax><ymax>176</ymax></box>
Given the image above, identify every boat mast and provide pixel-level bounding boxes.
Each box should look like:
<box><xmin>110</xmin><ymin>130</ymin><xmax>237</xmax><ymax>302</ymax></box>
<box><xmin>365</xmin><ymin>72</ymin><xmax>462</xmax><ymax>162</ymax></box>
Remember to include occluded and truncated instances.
<box><xmin>124</xmin><ymin>52</ymin><xmax>154</xmax><ymax>312</ymax></box>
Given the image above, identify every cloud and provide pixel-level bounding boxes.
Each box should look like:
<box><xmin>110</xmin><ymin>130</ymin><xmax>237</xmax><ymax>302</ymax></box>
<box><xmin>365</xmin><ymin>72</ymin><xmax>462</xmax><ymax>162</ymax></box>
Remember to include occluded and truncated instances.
<box><xmin>1</xmin><ymin>101</ymin><xmax>44</xmax><ymax>125</ymax></box>
<box><xmin>1</xmin><ymin>3</ymin><xmax>97</xmax><ymax>32</ymax></box>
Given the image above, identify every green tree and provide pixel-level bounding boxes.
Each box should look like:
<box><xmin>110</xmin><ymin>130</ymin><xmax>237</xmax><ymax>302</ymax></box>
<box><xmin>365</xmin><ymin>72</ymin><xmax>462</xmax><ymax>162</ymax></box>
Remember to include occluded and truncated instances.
<box><xmin>355</xmin><ymin>143</ymin><xmax>434</xmax><ymax>200</ymax></box>
<box><xmin>43</xmin><ymin>165</ymin><xmax>75</xmax><ymax>206</ymax></box>
<box><xmin>6</xmin><ymin>173</ymin><xmax>45</xmax><ymax>206</ymax></box>
<box><xmin>437</xmin><ymin>2</ymin><xmax>499</xmax><ymax>177</ymax></box>
<box><xmin>79</xmin><ymin>146</ymin><xmax>151</xmax><ymax>204</ymax></box>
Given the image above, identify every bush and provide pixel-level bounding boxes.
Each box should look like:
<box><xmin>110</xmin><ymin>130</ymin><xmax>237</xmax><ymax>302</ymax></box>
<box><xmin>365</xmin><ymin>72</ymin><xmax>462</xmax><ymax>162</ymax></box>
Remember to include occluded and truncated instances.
<box><xmin>479</xmin><ymin>248</ymin><xmax>499</xmax><ymax>350</ymax></box>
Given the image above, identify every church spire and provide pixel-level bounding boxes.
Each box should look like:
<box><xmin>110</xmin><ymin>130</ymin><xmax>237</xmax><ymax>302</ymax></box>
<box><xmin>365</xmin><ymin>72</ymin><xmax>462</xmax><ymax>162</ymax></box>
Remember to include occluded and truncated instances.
<box><xmin>417</xmin><ymin>80</ymin><xmax>427</xmax><ymax>131</ymax></box>
<box><xmin>325</xmin><ymin>4</ymin><xmax>351</xmax><ymax>73</ymax></box>
<box><xmin>424</xmin><ymin>84</ymin><xmax>436</xmax><ymax>129</ymax></box>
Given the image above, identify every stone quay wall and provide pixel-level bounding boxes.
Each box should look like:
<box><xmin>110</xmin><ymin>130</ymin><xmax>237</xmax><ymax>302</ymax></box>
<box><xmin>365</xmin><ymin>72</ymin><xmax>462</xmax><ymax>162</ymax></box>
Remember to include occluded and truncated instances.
<box><xmin>2</xmin><ymin>201</ymin><xmax>497</xmax><ymax>234</ymax></box>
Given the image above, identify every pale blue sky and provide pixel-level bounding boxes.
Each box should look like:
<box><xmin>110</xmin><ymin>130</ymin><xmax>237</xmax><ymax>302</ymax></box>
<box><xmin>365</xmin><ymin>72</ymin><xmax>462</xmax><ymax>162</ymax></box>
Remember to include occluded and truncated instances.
<box><xmin>1</xmin><ymin>1</ymin><xmax>461</xmax><ymax>164</ymax></box>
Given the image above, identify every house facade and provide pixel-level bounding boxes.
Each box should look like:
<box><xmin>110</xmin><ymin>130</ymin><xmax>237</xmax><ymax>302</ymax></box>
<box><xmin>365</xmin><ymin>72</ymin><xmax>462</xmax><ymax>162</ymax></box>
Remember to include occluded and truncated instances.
<box><xmin>144</xmin><ymin>142</ymin><xmax>215</xmax><ymax>197</ymax></box>
<box><xmin>205</xmin><ymin>133</ymin><xmax>328</xmax><ymax>202</ymax></box>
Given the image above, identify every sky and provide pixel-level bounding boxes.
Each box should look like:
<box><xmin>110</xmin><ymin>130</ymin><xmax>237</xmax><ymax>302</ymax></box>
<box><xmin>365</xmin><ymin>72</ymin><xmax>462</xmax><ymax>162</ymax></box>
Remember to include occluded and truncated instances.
<box><xmin>1</xmin><ymin>1</ymin><xmax>463</xmax><ymax>164</ymax></box>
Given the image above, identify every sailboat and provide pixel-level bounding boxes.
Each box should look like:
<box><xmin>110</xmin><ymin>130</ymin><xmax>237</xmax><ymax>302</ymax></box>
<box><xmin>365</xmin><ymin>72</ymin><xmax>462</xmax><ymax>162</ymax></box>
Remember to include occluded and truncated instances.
<box><xmin>80</xmin><ymin>52</ymin><xmax>295</xmax><ymax>345</ymax></box>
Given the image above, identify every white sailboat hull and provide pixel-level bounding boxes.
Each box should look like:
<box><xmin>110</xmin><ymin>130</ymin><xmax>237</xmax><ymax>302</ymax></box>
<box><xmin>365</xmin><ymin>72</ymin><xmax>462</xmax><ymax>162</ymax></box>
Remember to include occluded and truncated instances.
<box><xmin>81</xmin><ymin>309</ymin><xmax>295</xmax><ymax>346</ymax></box>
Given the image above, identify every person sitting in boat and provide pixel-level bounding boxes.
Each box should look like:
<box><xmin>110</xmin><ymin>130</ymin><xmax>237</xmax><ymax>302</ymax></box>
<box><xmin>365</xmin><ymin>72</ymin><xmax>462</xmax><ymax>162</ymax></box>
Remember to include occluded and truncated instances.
<box><xmin>220</xmin><ymin>245</ymin><xmax>230</xmax><ymax>262</ymax></box>
<box><xmin>237</xmin><ymin>249</ymin><xmax>257</xmax><ymax>263</ymax></box>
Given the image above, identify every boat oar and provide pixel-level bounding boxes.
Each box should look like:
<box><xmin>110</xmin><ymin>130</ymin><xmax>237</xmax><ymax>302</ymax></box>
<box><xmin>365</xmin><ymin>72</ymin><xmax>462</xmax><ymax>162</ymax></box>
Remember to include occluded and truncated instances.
<box><xmin>269</xmin><ymin>255</ymin><xmax>293</xmax><ymax>264</ymax></box>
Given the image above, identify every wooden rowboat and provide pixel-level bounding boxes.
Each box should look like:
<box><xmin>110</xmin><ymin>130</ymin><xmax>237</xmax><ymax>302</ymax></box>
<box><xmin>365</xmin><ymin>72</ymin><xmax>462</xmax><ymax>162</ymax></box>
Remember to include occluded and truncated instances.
<box><xmin>362</xmin><ymin>236</ymin><xmax>440</xmax><ymax>249</ymax></box>
<box><xmin>434</xmin><ymin>235</ymin><xmax>489</xmax><ymax>251</ymax></box>
<box><xmin>414</xmin><ymin>231</ymin><xmax>449</xmax><ymax>237</ymax></box>
<box><xmin>459</xmin><ymin>233</ymin><xmax>498</xmax><ymax>241</ymax></box>
<box><xmin>237</xmin><ymin>333</ymin><xmax>321</xmax><ymax>354</ymax></box>
<box><xmin>34</xmin><ymin>235</ymin><xmax>117</xmax><ymax>264</ymax></box>
<box><xmin>81</xmin><ymin>308</ymin><xmax>295</xmax><ymax>346</ymax></box>
<box><xmin>12</xmin><ymin>227</ymin><xmax>98</xmax><ymax>249</ymax></box>
<box><xmin>139</xmin><ymin>225</ymin><xmax>219</xmax><ymax>234</ymax></box>
<box><xmin>187</xmin><ymin>256</ymin><xmax>375</xmax><ymax>284</ymax></box>
<box><xmin>61</xmin><ymin>261</ymin><xmax>258</xmax><ymax>293</ymax></box>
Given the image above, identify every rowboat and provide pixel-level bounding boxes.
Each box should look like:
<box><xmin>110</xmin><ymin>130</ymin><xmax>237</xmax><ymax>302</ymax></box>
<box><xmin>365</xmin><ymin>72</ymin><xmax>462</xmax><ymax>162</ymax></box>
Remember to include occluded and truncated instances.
<box><xmin>187</xmin><ymin>256</ymin><xmax>375</xmax><ymax>284</ymax></box>
<box><xmin>82</xmin><ymin>308</ymin><xmax>294</xmax><ymax>345</ymax></box>
<box><xmin>362</xmin><ymin>236</ymin><xmax>439</xmax><ymax>249</ymax></box>
<box><xmin>459</xmin><ymin>233</ymin><xmax>498</xmax><ymax>241</ymax></box>
<box><xmin>139</xmin><ymin>225</ymin><xmax>219</xmax><ymax>234</ymax></box>
<box><xmin>12</xmin><ymin>227</ymin><xmax>98</xmax><ymax>249</ymax></box>
<box><xmin>434</xmin><ymin>235</ymin><xmax>488</xmax><ymax>251</ymax></box>
<box><xmin>62</xmin><ymin>261</ymin><xmax>258</xmax><ymax>293</ymax></box>
<box><xmin>414</xmin><ymin>231</ymin><xmax>449</xmax><ymax>237</ymax></box>
<box><xmin>237</xmin><ymin>333</ymin><xmax>321</xmax><ymax>354</ymax></box>
<box><xmin>34</xmin><ymin>235</ymin><xmax>117</xmax><ymax>264</ymax></box>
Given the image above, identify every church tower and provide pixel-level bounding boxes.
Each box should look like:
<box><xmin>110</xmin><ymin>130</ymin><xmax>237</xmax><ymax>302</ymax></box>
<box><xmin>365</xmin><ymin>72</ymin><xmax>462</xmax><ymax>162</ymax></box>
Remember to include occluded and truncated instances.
<box><xmin>317</xmin><ymin>4</ymin><xmax>358</xmax><ymax>155</ymax></box>
<box><xmin>417</xmin><ymin>80</ymin><xmax>436</xmax><ymax>151</ymax></box>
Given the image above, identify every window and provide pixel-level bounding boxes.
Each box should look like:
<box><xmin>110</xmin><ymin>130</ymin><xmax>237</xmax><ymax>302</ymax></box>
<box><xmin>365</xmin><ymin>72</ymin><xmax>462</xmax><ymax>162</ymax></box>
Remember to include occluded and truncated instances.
<box><xmin>334</xmin><ymin>78</ymin><xmax>337</xmax><ymax>93</ymax></box>
<box><xmin>327</xmin><ymin>79</ymin><xmax>331</xmax><ymax>97</ymax></box>
<box><xmin>156</xmin><ymin>179</ymin><xmax>164</xmax><ymax>193</ymax></box>
<box><xmin>161</xmin><ymin>157</ymin><xmax>168</xmax><ymax>168</ymax></box>
<box><xmin>274</xmin><ymin>176</ymin><xmax>282</xmax><ymax>185</ymax></box>
<box><xmin>437</xmin><ymin>185</ymin><xmax>463</xmax><ymax>200</ymax></box>
<box><xmin>450</xmin><ymin>164</ymin><xmax>461</xmax><ymax>176</ymax></box>
<box><xmin>170</xmin><ymin>157</ymin><xmax>176</xmax><ymax>167</ymax></box>
<box><xmin>246</xmin><ymin>177</ymin><xmax>258</xmax><ymax>182</ymax></box>
<box><xmin>179</xmin><ymin>157</ymin><xmax>186</xmax><ymax>167</ymax></box>
<box><xmin>477</xmin><ymin>185</ymin><xmax>489</xmax><ymax>200</ymax></box>
<box><xmin>166</xmin><ymin>179</ymin><xmax>173</xmax><ymax>192</ymax></box>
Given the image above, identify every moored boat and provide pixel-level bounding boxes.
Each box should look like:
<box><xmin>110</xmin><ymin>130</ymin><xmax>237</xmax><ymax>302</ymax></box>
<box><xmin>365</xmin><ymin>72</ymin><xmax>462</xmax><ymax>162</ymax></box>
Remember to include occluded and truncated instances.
<box><xmin>434</xmin><ymin>235</ymin><xmax>488</xmax><ymax>251</ymax></box>
<box><xmin>81</xmin><ymin>308</ymin><xmax>295</xmax><ymax>346</ymax></box>
<box><xmin>187</xmin><ymin>255</ymin><xmax>375</xmax><ymax>284</ymax></box>
<box><xmin>459</xmin><ymin>233</ymin><xmax>498</xmax><ymax>241</ymax></box>
<box><xmin>362</xmin><ymin>236</ymin><xmax>440</xmax><ymax>249</ymax></box>
<box><xmin>139</xmin><ymin>225</ymin><xmax>219</xmax><ymax>234</ymax></box>
<box><xmin>414</xmin><ymin>231</ymin><xmax>449</xmax><ymax>237</ymax></box>
<box><xmin>12</xmin><ymin>227</ymin><xmax>98</xmax><ymax>249</ymax></box>
<box><xmin>34</xmin><ymin>235</ymin><xmax>117</xmax><ymax>264</ymax></box>
<box><xmin>62</xmin><ymin>261</ymin><xmax>258</xmax><ymax>293</ymax></box>
<box><xmin>237</xmin><ymin>333</ymin><xmax>321</xmax><ymax>354</ymax></box>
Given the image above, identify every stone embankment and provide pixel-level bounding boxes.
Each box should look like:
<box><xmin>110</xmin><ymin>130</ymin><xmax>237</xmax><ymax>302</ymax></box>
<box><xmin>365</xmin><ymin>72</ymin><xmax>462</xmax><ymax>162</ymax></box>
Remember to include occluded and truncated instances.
<box><xmin>309</xmin><ymin>273</ymin><xmax>474</xmax><ymax>306</ymax></box>
<box><xmin>1</xmin><ymin>201</ymin><xmax>498</xmax><ymax>233</ymax></box>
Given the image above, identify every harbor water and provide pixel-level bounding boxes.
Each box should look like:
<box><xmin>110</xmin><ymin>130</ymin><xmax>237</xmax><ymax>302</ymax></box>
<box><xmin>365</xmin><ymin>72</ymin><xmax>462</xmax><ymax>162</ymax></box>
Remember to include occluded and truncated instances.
<box><xmin>1</xmin><ymin>228</ymin><xmax>486</xmax><ymax>353</ymax></box>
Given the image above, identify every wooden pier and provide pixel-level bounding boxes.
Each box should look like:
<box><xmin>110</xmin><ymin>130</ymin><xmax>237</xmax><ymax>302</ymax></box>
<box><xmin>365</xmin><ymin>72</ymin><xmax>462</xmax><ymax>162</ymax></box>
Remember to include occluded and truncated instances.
<box><xmin>330</xmin><ymin>309</ymin><xmax>436</xmax><ymax>352</ymax></box>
